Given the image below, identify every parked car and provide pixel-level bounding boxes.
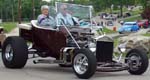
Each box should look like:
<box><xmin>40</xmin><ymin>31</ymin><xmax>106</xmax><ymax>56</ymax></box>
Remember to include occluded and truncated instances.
<box><xmin>118</xmin><ymin>20</ymin><xmax>124</xmax><ymax>25</ymax></box>
<box><xmin>118</xmin><ymin>22</ymin><xmax>139</xmax><ymax>34</ymax></box>
<box><xmin>117</xmin><ymin>12</ymin><xmax>131</xmax><ymax>18</ymax></box>
<box><xmin>137</xmin><ymin>20</ymin><xmax>149</xmax><ymax>28</ymax></box>
<box><xmin>105</xmin><ymin>15</ymin><xmax>116</xmax><ymax>20</ymax></box>
<box><xmin>99</xmin><ymin>12</ymin><xmax>108</xmax><ymax>19</ymax></box>
<box><xmin>107</xmin><ymin>20</ymin><xmax>114</xmax><ymax>26</ymax></box>
<box><xmin>124</xmin><ymin>12</ymin><xmax>131</xmax><ymax>18</ymax></box>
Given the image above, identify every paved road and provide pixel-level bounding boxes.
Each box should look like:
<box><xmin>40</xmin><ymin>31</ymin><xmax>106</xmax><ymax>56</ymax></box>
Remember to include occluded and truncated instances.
<box><xmin>0</xmin><ymin>55</ymin><xmax>149</xmax><ymax>80</ymax></box>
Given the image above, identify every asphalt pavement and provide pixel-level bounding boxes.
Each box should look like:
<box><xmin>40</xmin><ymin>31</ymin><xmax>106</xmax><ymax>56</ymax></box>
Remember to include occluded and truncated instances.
<box><xmin>0</xmin><ymin>54</ymin><xmax>149</xmax><ymax>80</ymax></box>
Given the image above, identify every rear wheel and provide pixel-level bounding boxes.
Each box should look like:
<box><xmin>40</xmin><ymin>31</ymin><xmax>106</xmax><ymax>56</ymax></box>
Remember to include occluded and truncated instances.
<box><xmin>125</xmin><ymin>48</ymin><xmax>149</xmax><ymax>75</ymax></box>
<box><xmin>72</xmin><ymin>49</ymin><xmax>96</xmax><ymax>79</ymax></box>
<box><xmin>2</xmin><ymin>36</ymin><xmax>28</xmax><ymax>68</ymax></box>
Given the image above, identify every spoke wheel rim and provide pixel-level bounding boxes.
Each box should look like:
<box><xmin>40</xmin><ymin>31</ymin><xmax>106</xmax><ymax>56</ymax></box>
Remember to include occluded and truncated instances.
<box><xmin>74</xmin><ymin>53</ymin><xmax>88</xmax><ymax>75</ymax></box>
<box><xmin>128</xmin><ymin>53</ymin><xmax>142</xmax><ymax>71</ymax></box>
<box><xmin>5</xmin><ymin>44</ymin><xmax>14</xmax><ymax>61</ymax></box>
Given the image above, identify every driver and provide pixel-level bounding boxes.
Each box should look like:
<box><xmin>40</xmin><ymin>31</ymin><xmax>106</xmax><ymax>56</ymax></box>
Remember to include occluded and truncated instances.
<box><xmin>37</xmin><ymin>5</ymin><xmax>56</xmax><ymax>28</ymax></box>
<box><xmin>56</xmin><ymin>4</ymin><xmax>78</xmax><ymax>27</ymax></box>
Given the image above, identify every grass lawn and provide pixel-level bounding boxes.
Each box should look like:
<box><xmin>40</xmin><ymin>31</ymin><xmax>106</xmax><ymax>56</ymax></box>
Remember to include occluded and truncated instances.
<box><xmin>124</xmin><ymin>15</ymin><xmax>142</xmax><ymax>22</ymax></box>
<box><xmin>131</xmin><ymin>9</ymin><xmax>142</xmax><ymax>15</ymax></box>
<box><xmin>1</xmin><ymin>22</ymin><xmax>17</xmax><ymax>32</ymax></box>
<box><xmin>114</xmin><ymin>38</ymin><xmax>119</xmax><ymax>47</ymax></box>
<box><xmin>143</xmin><ymin>33</ymin><xmax>150</xmax><ymax>37</ymax></box>
<box><xmin>102</xmin><ymin>27</ymin><xmax>116</xmax><ymax>34</ymax></box>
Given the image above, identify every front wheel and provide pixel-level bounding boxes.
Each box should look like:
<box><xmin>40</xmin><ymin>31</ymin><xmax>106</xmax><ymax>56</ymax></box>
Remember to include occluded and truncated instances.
<box><xmin>125</xmin><ymin>48</ymin><xmax>149</xmax><ymax>75</ymax></box>
<box><xmin>72</xmin><ymin>49</ymin><xmax>96</xmax><ymax>79</ymax></box>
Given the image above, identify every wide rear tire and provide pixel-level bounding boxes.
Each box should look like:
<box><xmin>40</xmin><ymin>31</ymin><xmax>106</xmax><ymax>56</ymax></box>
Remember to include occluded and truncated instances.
<box><xmin>2</xmin><ymin>36</ymin><xmax>28</xmax><ymax>69</ymax></box>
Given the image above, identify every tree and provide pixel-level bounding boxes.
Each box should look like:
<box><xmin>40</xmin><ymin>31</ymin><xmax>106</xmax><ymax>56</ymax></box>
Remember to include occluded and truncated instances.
<box><xmin>0</xmin><ymin>0</ymin><xmax>149</xmax><ymax>22</ymax></box>
<box><xmin>141</xmin><ymin>0</ymin><xmax>150</xmax><ymax>21</ymax></box>
<box><xmin>0</xmin><ymin>0</ymin><xmax>2</xmax><ymax>19</ymax></box>
<box><xmin>140</xmin><ymin>0</ymin><xmax>149</xmax><ymax>9</ymax></box>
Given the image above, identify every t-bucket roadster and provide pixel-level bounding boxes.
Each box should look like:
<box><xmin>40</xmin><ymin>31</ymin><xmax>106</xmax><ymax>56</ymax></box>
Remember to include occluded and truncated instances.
<box><xmin>1</xmin><ymin>20</ymin><xmax>149</xmax><ymax>79</ymax></box>
<box><xmin>1</xmin><ymin>3</ymin><xmax>149</xmax><ymax>79</ymax></box>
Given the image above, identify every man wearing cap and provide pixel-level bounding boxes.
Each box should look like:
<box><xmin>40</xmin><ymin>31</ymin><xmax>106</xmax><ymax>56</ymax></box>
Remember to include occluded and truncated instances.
<box><xmin>37</xmin><ymin>5</ymin><xmax>56</xmax><ymax>28</ymax></box>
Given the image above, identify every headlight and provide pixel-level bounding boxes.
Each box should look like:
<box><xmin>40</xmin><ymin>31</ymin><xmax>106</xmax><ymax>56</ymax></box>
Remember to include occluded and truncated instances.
<box><xmin>118</xmin><ymin>43</ymin><xmax>126</xmax><ymax>53</ymax></box>
<box><xmin>88</xmin><ymin>42</ymin><xmax>96</xmax><ymax>52</ymax></box>
<box><xmin>119</xmin><ymin>47</ymin><xmax>126</xmax><ymax>53</ymax></box>
<box><xmin>90</xmin><ymin>48</ymin><xmax>96</xmax><ymax>52</ymax></box>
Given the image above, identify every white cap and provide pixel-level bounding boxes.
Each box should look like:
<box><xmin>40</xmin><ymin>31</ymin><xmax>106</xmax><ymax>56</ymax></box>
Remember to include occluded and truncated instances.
<box><xmin>41</xmin><ymin>5</ymin><xmax>49</xmax><ymax>11</ymax></box>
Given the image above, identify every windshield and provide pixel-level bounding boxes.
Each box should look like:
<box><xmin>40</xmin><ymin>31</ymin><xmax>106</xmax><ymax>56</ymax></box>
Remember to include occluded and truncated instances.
<box><xmin>49</xmin><ymin>6</ymin><xmax>57</xmax><ymax>18</ymax></box>
<box><xmin>124</xmin><ymin>23</ymin><xmax>136</xmax><ymax>26</ymax></box>
<box><xmin>56</xmin><ymin>2</ymin><xmax>92</xmax><ymax>20</ymax></box>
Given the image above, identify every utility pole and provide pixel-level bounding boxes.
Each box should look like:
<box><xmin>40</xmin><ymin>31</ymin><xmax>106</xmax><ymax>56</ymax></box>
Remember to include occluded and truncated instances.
<box><xmin>18</xmin><ymin>0</ymin><xmax>22</xmax><ymax>24</ymax></box>
<box><xmin>12</xmin><ymin>0</ymin><xmax>15</xmax><ymax>22</ymax></box>
<box><xmin>0</xmin><ymin>0</ymin><xmax>2</xmax><ymax>19</ymax></box>
<box><xmin>120</xmin><ymin>0</ymin><xmax>123</xmax><ymax>17</ymax></box>
<box><xmin>110</xmin><ymin>0</ymin><xmax>113</xmax><ymax>14</ymax></box>
<box><xmin>32</xmin><ymin>0</ymin><xmax>35</xmax><ymax>20</ymax></box>
<box><xmin>0</xmin><ymin>5</ymin><xmax>2</xmax><ymax>20</ymax></box>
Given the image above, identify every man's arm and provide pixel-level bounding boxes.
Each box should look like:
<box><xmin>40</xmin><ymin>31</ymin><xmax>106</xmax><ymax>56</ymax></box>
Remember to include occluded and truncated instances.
<box><xmin>37</xmin><ymin>15</ymin><xmax>51</xmax><ymax>26</ymax></box>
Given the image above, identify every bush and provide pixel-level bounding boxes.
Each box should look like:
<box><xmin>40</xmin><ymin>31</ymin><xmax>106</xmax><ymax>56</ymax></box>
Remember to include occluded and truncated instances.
<box><xmin>141</xmin><ymin>7</ymin><xmax>150</xmax><ymax>20</ymax></box>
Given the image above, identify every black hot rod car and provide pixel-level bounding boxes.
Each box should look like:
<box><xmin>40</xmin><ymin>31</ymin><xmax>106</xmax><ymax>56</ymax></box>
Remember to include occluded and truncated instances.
<box><xmin>1</xmin><ymin>20</ymin><xmax>149</xmax><ymax>79</ymax></box>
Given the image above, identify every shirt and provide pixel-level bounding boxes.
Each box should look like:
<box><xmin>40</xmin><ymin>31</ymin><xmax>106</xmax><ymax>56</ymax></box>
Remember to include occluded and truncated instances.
<box><xmin>55</xmin><ymin>13</ymin><xmax>74</xmax><ymax>27</ymax></box>
<box><xmin>37</xmin><ymin>14</ymin><xmax>56</xmax><ymax>29</ymax></box>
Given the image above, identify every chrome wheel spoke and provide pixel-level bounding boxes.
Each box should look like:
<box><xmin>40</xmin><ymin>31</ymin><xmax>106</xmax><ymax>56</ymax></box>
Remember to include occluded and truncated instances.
<box><xmin>5</xmin><ymin>45</ymin><xmax>13</xmax><ymax>61</ymax></box>
<box><xmin>74</xmin><ymin>53</ymin><xmax>88</xmax><ymax>75</ymax></box>
<box><xmin>128</xmin><ymin>54</ymin><xmax>142</xmax><ymax>71</ymax></box>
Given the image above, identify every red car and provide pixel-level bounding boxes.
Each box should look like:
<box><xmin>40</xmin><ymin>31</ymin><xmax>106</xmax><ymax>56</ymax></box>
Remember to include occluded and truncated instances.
<box><xmin>137</xmin><ymin>20</ymin><xmax>149</xmax><ymax>28</ymax></box>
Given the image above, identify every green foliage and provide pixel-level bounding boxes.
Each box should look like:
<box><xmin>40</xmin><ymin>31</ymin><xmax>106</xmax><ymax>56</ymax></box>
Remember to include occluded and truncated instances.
<box><xmin>97</xmin><ymin>27</ymin><xmax>116</xmax><ymax>34</ymax></box>
<box><xmin>139</xmin><ymin>0</ymin><xmax>149</xmax><ymax>9</ymax></box>
<box><xmin>143</xmin><ymin>33</ymin><xmax>150</xmax><ymax>37</ymax></box>
<box><xmin>89</xmin><ymin>0</ymin><xmax>141</xmax><ymax>12</ymax></box>
<box><xmin>2</xmin><ymin>22</ymin><xmax>16</xmax><ymax>32</ymax></box>
<box><xmin>103</xmin><ymin>27</ymin><xmax>117</xmax><ymax>34</ymax></box>
<box><xmin>0</xmin><ymin>0</ymin><xmax>149</xmax><ymax>22</ymax></box>
<box><xmin>73</xmin><ymin>0</ymin><xmax>90</xmax><ymax>5</ymax></box>
<box><xmin>114</xmin><ymin>38</ymin><xmax>119</xmax><ymax>47</ymax></box>
<box><xmin>124</xmin><ymin>15</ymin><xmax>142</xmax><ymax>21</ymax></box>
<box><xmin>141</xmin><ymin>7</ymin><xmax>150</xmax><ymax>20</ymax></box>
<box><xmin>131</xmin><ymin>10</ymin><xmax>142</xmax><ymax>15</ymax></box>
<box><xmin>0</xmin><ymin>0</ymin><xmax>43</xmax><ymax>22</ymax></box>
